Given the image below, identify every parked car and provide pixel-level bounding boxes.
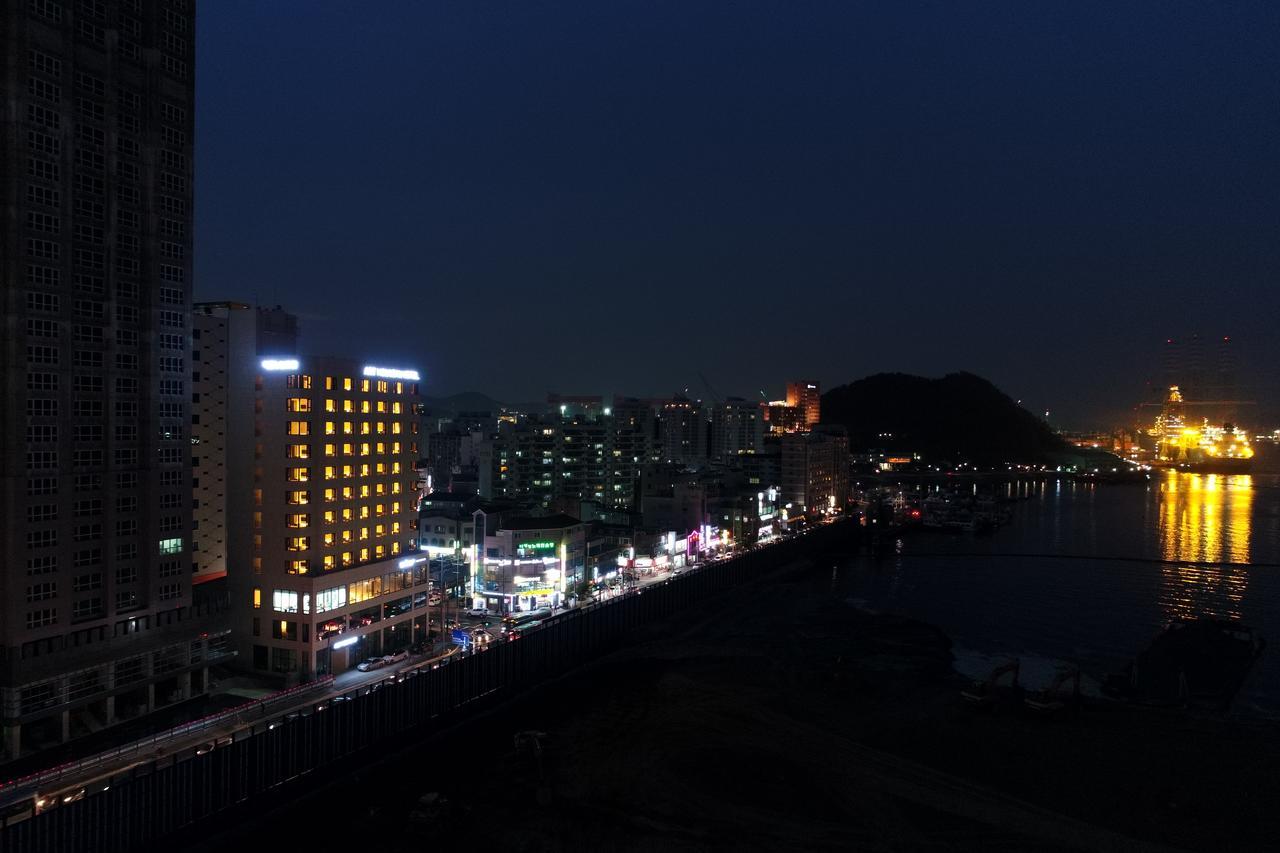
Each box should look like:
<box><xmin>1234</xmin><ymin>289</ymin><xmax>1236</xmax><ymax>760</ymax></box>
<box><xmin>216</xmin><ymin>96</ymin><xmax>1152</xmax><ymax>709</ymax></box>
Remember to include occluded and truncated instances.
<box><xmin>409</xmin><ymin>639</ymin><xmax>431</xmax><ymax>655</ymax></box>
<box><xmin>465</xmin><ymin>607</ymin><xmax>489</xmax><ymax>618</ymax></box>
<box><xmin>356</xmin><ymin>656</ymin><xmax>388</xmax><ymax>672</ymax></box>
<box><xmin>384</xmin><ymin>648</ymin><xmax>409</xmax><ymax>664</ymax></box>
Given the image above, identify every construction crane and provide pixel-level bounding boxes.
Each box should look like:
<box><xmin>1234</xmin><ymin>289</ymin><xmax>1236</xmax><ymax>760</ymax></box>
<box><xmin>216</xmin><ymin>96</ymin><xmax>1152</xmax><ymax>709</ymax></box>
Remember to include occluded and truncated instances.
<box><xmin>698</xmin><ymin>371</ymin><xmax>723</xmax><ymax>405</ymax></box>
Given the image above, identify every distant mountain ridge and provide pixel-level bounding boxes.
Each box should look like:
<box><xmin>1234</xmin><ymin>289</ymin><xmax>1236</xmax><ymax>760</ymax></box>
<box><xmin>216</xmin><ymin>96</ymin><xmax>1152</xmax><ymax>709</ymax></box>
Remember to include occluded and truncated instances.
<box><xmin>821</xmin><ymin>372</ymin><xmax>1069</xmax><ymax>464</ymax></box>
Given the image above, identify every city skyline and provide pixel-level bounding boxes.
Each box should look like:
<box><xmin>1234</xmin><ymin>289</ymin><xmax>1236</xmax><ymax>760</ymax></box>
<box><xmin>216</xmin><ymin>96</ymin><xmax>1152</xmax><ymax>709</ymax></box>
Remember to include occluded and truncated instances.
<box><xmin>196</xmin><ymin>1</ymin><xmax>1280</xmax><ymax>425</ymax></box>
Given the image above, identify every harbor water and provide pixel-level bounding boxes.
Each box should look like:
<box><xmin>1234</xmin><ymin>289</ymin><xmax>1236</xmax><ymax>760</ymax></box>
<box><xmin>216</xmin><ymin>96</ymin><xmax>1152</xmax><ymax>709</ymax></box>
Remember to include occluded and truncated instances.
<box><xmin>836</xmin><ymin>472</ymin><xmax>1280</xmax><ymax>716</ymax></box>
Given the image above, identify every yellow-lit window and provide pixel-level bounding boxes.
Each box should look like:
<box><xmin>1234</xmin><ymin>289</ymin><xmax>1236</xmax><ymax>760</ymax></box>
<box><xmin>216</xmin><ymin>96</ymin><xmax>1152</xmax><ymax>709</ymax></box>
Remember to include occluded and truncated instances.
<box><xmin>377</xmin><ymin>380</ymin><xmax>388</xmax><ymax>393</ymax></box>
<box><xmin>392</xmin><ymin>482</ymin><xmax>402</xmax><ymax>494</ymax></box>
<box><xmin>359</xmin><ymin>527</ymin><xmax>369</xmax><ymax>541</ymax></box>
<box><xmin>376</xmin><ymin>463</ymin><xmax>387</xmax><ymax>475</ymax></box>
<box><xmin>253</xmin><ymin>511</ymin><xmax>262</xmax><ymax>529</ymax></box>
<box><xmin>342</xmin><ymin>465</ymin><xmax>354</xmax><ymax>478</ymax></box>
<box><xmin>342</xmin><ymin>507</ymin><xmax>353</xmax><ymax>521</ymax></box>
<box><xmin>325</xmin><ymin>421</ymin><xmax>336</xmax><ymax>435</ymax></box>
<box><xmin>323</xmin><ymin>510</ymin><xmax>336</xmax><ymax>524</ymax></box>
<box><xmin>323</xmin><ymin>532</ymin><xmax>335</xmax><ymax>547</ymax></box>
<box><xmin>254</xmin><ymin>488</ymin><xmax>264</xmax><ymax>506</ymax></box>
<box><xmin>375</xmin><ymin>544</ymin><xmax>385</xmax><ymax>559</ymax></box>
<box><xmin>286</xmin><ymin>536</ymin><xmax>309</xmax><ymax>551</ymax></box>
<box><xmin>361</xmin><ymin>400</ymin><xmax>371</xmax><ymax>414</ymax></box>
<box><xmin>287</xmin><ymin>490</ymin><xmax>309</xmax><ymax>505</ymax></box>
<box><xmin>323</xmin><ymin>466</ymin><xmax>336</xmax><ymax>480</ymax></box>
<box><xmin>289</xmin><ymin>559</ymin><xmax>309</xmax><ymax>575</ymax></box>
<box><xmin>391</xmin><ymin>541</ymin><xmax>401</xmax><ymax>555</ymax></box>
<box><xmin>375</xmin><ymin>483</ymin><xmax>386</xmax><ymax>495</ymax></box>
<box><xmin>343</xmin><ymin>399</ymin><xmax>354</xmax><ymax>413</ymax></box>
<box><xmin>288</xmin><ymin>421</ymin><xmax>310</xmax><ymax>435</ymax></box>
<box><xmin>343</xmin><ymin>421</ymin><xmax>353</xmax><ymax>434</ymax></box>
<box><xmin>360</xmin><ymin>505</ymin><xmax>370</xmax><ymax>519</ymax></box>
<box><xmin>361</xmin><ymin>379</ymin><xmax>370</xmax><ymax>393</ymax></box>
<box><xmin>287</xmin><ymin>467</ymin><xmax>309</xmax><ymax>482</ymax></box>
<box><xmin>376</xmin><ymin>401</ymin><xmax>387</xmax><ymax>413</ymax></box>
<box><xmin>374</xmin><ymin>524</ymin><xmax>385</xmax><ymax>537</ymax></box>
<box><xmin>375</xmin><ymin>442</ymin><xmax>385</xmax><ymax>455</ymax></box>
<box><xmin>341</xmin><ymin>551</ymin><xmax>353</xmax><ymax>567</ymax></box>
<box><xmin>376</xmin><ymin>421</ymin><xmax>386</xmax><ymax>434</ymax></box>
<box><xmin>324</xmin><ymin>555</ymin><xmax>336</xmax><ymax>570</ymax></box>
<box><xmin>342</xmin><ymin>529</ymin><xmax>353</xmax><ymax>543</ymax></box>
<box><xmin>359</xmin><ymin>547</ymin><xmax>370</xmax><ymax>562</ymax></box>
<box><xmin>342</xmin><ymin>377</ymin><xmax>352</xmax><ymax>391</ymax></box>
<box><xmin>287</xmin><ymin>444</ymin><xmax>310</xmax><ymax>459</ymax></box>
<box><xmin>375</xmin><ymin>503</ymin><xmax>385</xmax><ymax>516</ymax></box>
<box><xmin>324</xmin><ymin>488</ymin><xmax>336</xmax><ymax>502</ymax></box>
<box><xmin>391</xmin><ymin>401</ymin><xmax>402</xmax><ymax>414</ymax></box>
<box><xmin>253</xmin><ymin>588</ymin><xmax>262</xmax><ymax>608</ymax></box>
<box><xmin>342</xmin><ymin>486</ymin><xmax>354</xmax><ymax>500</ymax></box>
<box><xmin>360</xmin><ymin>421</ymin><xmax>371</xmax><ymax>435</ymax></box>
<box><xmin>253</xmin><ymin>557</ymin><xmax>262</xmax><ymax>574</ymax></box>
<box><xmin>324</xmin><ymin>398</ymin><xmax>336</xmax><ymax>413</ymax></box>
<box><xmin>342</xmin><ymin>443</ymin><xmax>353</xmax><ymax>456</ymax></box>
<box><xmin>391</xmin><ymin>521</ymin><xmax>401</xmax><ymax>534</ymax></box>
<box><xmin>286</xmin><ymin>513</ymin><xmax>310</xmax><ymax>528</ymax></box>
<box><xmin>361</xmin><ymin>484</ymin><xmax>372</xmax><ymax>497</ymax></box>
<box><xmin>391</xmin><ymin>501</ymin><xmax>401</xmax><ymax>513</ymax></box>
<box><xmin>324</xmin><ymin>443</ymin><xmax>336</xmax><ymax>456</ymax></box>
<box><xmin>395</xmin><ymin>381</ymin><xmax>403</xmax><ymax>394</ymax></box>
<box><xmin>392</xmin><ymin>422</ymin><xmax>402</xmax><ymax>434</ymax></box>
<box><xmin>286</xmin><ymin>397</ymin><xmax>311</xmax><ymax>412</ymax></box>
<box><xmin>391</xmin><ymin>462</ymin><xmax>401</xmax><ymax>474</ymax></box>
<box><xmin>253</xmin><ymin>534</ymin><xmax>262</xmax><ymax>547</ymax></box>
<box><xmin>393</xmin><ymin>442</ymin><xmax>402</xmax><ymax>454</ymax></box>
<box><xmin>360</xmin><ymin>443</ymin><xmax>371</xmax><ymax>456</ymax></box>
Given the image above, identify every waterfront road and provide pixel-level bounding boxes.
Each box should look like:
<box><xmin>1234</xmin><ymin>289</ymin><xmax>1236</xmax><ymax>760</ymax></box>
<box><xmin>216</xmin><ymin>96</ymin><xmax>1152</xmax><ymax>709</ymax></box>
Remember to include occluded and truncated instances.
<box><xmin>13</xmin><ymin>529</ymin><xmax>821</xmax><ymax>811</ymax></box>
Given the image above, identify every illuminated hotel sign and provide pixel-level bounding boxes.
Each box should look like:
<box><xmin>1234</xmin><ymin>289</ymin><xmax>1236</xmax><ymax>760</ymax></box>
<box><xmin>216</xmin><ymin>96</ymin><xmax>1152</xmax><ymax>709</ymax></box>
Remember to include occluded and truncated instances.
<box><xmin>362</xmin><ymin>365</ymin><xmax>420</xmax><ymax>381</ymax></box>
<box><xmin>517</xmin><ymin>540</ymin><xmax>557</xmax><ymax>555</ymax></box>
<box><xmin>260</xmin><ymin>358</ymin><xmax>300</xmax><ymax>371</ymax></box>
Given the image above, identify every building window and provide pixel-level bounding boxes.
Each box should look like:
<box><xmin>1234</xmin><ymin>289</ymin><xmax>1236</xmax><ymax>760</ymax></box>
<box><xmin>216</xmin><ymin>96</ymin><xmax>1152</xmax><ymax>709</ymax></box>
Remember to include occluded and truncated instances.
<box><xmin>272</xmin><ymin>590</ymin><xmax>299</xmax><ymax>613</ymax></box>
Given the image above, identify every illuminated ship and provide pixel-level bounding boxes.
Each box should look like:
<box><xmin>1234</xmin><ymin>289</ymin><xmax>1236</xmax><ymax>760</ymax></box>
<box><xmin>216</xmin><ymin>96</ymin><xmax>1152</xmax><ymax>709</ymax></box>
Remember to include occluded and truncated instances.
<box><xmin>1150</xmin><ymin>386</ymin><xmax>1253</xmax><ymax>474</ymax></box>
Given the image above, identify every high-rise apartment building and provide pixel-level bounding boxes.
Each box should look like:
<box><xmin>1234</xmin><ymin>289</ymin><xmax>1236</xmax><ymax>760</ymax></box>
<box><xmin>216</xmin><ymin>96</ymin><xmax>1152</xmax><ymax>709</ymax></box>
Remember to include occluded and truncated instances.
<box><xmin>211</xmin><ymin>357</ymin><xmax>424</xmax><ymax>680</ymax></box>
<box><xmin>0</xmin><ymin>1</ymin><xmax>229</xmax><ymax>760</ymax></box>
<box><xmin>785</xmin><ymin>380</ymin><xmax>821</xmax><ymax>427</ymax></box>
<box><xmin>709</xmin><ymin>398</ymin><xmax>764</xmax><ymax>459</ymax></box>
<box><xmin>780</xmin><ymin>425</ymin><xmax>849</xmax><ymax>517</ymax></box>
<box><xmin>656</xmin><ymin>396</ymin><xmax>706</xmax><ymax>464</ymax></box>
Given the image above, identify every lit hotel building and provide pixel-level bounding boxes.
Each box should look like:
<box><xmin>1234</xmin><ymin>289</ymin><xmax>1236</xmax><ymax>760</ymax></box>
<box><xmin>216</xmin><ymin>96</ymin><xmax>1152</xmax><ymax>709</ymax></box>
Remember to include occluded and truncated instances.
<box><xmin>205</xmin><ymin>355</ymin><xmax>424</xmax><ymax>680</ymax></box>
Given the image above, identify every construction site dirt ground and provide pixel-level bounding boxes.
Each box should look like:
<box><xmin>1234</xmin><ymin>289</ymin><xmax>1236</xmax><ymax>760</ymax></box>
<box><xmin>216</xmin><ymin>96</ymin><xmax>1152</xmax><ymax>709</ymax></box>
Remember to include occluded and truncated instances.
<box><xmin>231</xmin><ymin>558</ymin><xmax>1280</xmax><ymax>852</ymax></box>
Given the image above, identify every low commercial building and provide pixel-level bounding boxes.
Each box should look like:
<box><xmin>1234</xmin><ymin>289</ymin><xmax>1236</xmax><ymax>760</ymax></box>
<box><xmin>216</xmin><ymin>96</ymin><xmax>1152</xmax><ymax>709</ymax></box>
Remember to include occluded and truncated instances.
<box><xmin>471</xmin><ymin>513</ymin><xmax>589</xmax><ymax>612</ymax></box>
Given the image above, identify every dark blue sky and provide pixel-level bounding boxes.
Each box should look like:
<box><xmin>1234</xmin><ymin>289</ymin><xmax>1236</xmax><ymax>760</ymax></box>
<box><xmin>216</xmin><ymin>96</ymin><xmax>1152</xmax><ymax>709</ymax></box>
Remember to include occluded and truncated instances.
<box><xmin>196</xmin><ymin>1</ymin><xmax>1279</xmax><ymax>428</ymax></box>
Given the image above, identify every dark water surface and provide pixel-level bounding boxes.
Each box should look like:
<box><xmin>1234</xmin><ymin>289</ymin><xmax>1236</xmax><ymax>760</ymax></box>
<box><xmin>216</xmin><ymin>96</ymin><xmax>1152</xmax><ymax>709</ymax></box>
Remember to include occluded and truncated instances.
<box><xmin>837</xmin><ymin>472</ymin><xmax>1280</xmax><ymax>715</ymax></box>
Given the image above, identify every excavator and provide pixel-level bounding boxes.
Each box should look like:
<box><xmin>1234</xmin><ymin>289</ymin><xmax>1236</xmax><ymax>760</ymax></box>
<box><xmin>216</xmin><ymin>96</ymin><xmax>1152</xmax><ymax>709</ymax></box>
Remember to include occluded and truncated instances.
<box><xmin>1024</xmin><ymin>667</ymin><xmax>1081</xmax><ymax>715</ymax></box>
<box><xmin>961</xmin><ymin>658</ymin><xmax>1021</xmax><ymax>708</ymax></box>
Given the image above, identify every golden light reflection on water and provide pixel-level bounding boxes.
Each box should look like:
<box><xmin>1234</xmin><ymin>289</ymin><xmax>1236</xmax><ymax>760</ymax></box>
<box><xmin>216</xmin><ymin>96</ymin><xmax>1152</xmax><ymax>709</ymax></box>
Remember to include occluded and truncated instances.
<box><xmin>1157</xmin><ymin>472</ymin><xmax>1252</xmax><ymax>621</ymax></box>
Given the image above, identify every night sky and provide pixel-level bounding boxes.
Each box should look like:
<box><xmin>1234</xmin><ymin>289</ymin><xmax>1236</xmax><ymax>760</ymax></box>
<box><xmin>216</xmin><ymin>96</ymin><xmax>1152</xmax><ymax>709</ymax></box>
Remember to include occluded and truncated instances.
<box><xmin>196</xmin><ymin>1</ymin><xmax>1280</xmax><ymax>428</ymax></box>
